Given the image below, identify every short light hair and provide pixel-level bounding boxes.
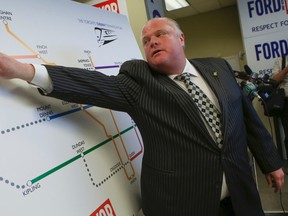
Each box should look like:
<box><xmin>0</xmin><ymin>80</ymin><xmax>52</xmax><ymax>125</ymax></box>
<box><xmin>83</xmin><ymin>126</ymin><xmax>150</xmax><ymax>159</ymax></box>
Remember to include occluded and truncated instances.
<box><xmin>142</xmin><ymin>17</ymin><xmax>183</xmax><ymax>37</ymax></box>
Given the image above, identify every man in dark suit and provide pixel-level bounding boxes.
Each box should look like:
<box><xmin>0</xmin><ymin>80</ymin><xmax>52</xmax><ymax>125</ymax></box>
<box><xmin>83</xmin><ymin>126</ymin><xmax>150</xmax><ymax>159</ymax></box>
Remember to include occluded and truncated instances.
<box><xmin>0</xmin><ymin>17</ymin><xmax>285</xmax><ymax>215</ymax></box>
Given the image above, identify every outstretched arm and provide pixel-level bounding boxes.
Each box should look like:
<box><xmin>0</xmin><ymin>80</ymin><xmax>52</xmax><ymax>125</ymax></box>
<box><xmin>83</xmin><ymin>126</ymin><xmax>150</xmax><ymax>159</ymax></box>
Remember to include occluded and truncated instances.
<box><xmin>0</xmin><ymin>53</ymin><xmax>35</xmax><ymax>81</ymax></box>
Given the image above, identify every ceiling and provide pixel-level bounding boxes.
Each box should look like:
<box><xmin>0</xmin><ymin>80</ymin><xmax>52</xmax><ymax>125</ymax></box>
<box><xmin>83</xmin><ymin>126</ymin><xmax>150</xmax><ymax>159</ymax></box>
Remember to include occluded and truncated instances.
<box><xmin>166</xmin><ymin>0</ymin><xmax>237</xmax><ymax>19</ymax></box>
<box><xmin>74</xmin><ymin>0</ymin><xmax>238</xmax><ymax>19</ymax></box>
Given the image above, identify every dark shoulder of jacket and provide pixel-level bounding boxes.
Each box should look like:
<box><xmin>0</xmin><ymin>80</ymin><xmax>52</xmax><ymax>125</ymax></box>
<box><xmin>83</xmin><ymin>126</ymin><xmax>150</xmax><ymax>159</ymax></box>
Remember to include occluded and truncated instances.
<box><xmin>189</xmin><ymin>57</ymin><xmax>231</xmax><ymax>72</ymax></box>
<box><xmin>120</xmin><ymin>59</ymin><xmax>148</xmax><ymax>73</ymax></box>
<box><xmin>190</xmin><ymin>57</ymin><xmax>226</xmax><ymax>65</ymax></box>
<box><xmin>118</xmin><ymin>59</ymin><xmax>159</xmax><ymax>77</ymax></box>
<box><xmin>189</xmin><ymin>57</ymin><xmax>234</xmax><ymax>77</ymax></box>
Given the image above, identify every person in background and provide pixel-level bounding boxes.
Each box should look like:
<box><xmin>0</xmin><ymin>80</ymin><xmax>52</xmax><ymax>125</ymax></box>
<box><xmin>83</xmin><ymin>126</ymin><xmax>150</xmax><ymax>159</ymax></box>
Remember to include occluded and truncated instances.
<box><xmin>271</xmin><ymin>55</ymin><xmax>288</xmax><ymax>168</ymax></box>
<box><xmin>0</xmin><ymin>17</ymin><xmax>285</xmax><ymax>216</ymax></box>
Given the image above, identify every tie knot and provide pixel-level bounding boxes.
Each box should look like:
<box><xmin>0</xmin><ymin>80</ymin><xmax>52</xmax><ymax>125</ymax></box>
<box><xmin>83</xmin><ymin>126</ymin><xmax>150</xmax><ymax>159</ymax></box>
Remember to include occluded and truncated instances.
<box><xmin>175</xmin><ymin>72</ymin><xmax>191</xmax><ymax>82</ymax></box>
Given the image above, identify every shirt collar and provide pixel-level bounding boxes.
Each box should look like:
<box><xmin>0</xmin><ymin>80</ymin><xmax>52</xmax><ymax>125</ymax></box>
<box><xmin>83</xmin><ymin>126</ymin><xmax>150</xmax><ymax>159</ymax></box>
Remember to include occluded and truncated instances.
<box><xmin>169</xmin><ymin>59</ymin><xmax>199</xmax><ymax>80</ymax></box>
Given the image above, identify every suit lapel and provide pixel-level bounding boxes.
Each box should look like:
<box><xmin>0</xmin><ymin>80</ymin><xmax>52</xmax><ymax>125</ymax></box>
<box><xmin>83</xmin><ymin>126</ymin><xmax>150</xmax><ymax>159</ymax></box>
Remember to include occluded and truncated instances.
<box><xmin>190</xmin><ymin>59</ymin><xmax>231</xmax><ymax>147</ymax></box>
<box><xmin>190</xmin><ymin>59</ymin><xmax>225</xmax><ymax>109</ymax></box>
<box><xmin>156</xmin><ymin>74</ymin><xmax>218</xmax><ymax>150</ymax></box>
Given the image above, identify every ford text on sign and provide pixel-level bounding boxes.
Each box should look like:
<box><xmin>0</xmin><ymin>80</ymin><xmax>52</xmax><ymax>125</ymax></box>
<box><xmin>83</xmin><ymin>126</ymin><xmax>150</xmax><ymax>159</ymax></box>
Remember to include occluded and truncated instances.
<box><xmin>94</xmin><ymin>0</ymin><xmax>120</xmax><ymax>14</ymax></box>
<box><xmin>90</xmin><ymin>198</ymin><xmax>116</xmax><ymax>216</ymax></box>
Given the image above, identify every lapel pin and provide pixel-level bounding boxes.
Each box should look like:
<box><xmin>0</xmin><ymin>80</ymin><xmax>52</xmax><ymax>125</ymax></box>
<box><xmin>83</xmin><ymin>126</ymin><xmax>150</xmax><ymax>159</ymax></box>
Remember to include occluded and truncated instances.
<box><xmin>212</xmin><ymin>71</ymin><xmax>218</xmax><ymax>77</ymax></box>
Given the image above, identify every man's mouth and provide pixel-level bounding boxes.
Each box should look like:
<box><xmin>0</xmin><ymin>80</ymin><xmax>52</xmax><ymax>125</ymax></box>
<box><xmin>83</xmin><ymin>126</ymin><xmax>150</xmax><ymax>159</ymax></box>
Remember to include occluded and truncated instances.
<box><xmin>152</xmin><ymin>50</ymin><xmax>162</xmax><ymax>57</ymax></box>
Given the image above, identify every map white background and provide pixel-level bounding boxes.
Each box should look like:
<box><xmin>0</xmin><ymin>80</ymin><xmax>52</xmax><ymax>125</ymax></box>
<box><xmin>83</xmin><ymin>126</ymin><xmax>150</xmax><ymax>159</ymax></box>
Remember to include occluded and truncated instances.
<box><xmin>0</xmin><ymin>0</ymin><xmax>143</xmax><ymax>215</ymax></box>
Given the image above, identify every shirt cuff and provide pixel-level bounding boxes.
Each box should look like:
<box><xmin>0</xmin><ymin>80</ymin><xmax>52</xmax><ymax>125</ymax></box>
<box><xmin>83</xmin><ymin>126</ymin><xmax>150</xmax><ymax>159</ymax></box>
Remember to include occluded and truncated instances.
<box><xmin>29</xmin><ymin>64</ymin><xmax>53</xmax><ymax>94</ymax></box>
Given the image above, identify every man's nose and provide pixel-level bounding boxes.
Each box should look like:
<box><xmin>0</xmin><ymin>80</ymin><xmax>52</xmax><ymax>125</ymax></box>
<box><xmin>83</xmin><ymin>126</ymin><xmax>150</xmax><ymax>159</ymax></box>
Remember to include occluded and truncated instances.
<box><xmin>150</xmin><ymin>36</ymin><xmax>159</xmax><ymax>47</ymax></box>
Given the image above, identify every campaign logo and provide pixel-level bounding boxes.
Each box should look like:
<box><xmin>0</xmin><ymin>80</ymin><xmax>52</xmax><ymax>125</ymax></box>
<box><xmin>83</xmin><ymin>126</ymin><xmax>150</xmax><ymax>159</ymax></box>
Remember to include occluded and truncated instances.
<box><xmin>247</xmin><ymin>0</ymin><xmax>287</xmax><ymax>18</ymax></box>
<box><xmin>95</xmin><ymin>27</ymin><xmax>118</xmax><ymax>47</ymax></box>
<box><xmin>94</xmin><ymin>0</ymin><xmax>120</xmax><ymax>14</ymax></box>
<box><xmin>90</xmin><ymin>198</ymin><xmax>116</xmax><ymax>216</ymax></box>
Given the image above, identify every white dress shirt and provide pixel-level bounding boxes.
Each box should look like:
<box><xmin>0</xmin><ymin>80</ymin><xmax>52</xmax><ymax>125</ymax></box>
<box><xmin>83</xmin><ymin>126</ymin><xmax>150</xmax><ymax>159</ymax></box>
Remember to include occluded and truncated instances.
<box><xmin>30</xmin><ymin>64</ymin><xmax>53</xmax><ymax>94</ymax></box>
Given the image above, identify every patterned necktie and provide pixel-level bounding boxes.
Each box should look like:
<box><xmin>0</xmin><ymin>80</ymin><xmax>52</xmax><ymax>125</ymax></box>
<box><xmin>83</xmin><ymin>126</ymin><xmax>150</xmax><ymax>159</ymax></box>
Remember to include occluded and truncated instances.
<box><xmin>175</xmin><ymin>72</ymin><xmax>223</xmax><ymax>148</ymax></box>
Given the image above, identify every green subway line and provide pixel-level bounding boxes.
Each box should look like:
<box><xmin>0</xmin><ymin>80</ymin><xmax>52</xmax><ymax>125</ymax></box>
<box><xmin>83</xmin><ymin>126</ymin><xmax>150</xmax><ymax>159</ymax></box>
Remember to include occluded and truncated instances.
<box><xmin>31</xmin><ymin>125</ymin><xmax>135</xmax><ymax>184</ymax></box>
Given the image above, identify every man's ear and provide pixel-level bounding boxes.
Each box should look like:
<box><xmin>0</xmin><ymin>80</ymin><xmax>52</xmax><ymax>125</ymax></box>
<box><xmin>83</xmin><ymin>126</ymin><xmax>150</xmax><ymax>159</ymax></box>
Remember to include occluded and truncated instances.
<box><xmin>179</xmin><ymin>32</ymin><xmax>185</xmax><ymax>48</ymax></box>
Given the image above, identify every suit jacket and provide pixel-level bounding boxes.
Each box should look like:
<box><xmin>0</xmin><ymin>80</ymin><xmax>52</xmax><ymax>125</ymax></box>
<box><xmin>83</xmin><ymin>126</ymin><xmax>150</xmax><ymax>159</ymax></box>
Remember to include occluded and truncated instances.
<box><xmin>44</xmin><ymin>58</ymin><xmax>283</xmax><ymax>216</ymax></box>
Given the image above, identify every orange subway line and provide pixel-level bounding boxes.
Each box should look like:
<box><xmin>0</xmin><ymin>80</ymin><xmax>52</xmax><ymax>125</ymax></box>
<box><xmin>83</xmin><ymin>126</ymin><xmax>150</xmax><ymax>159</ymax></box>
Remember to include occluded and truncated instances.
<box><xmin>81</xmin><ymin>108</ymin><xmax>111</xmax><ymax>138</ymax></box>
<box><xmin>10</xmin><ymin>55</ymin><xmax>38</xmax><ymax>59</ymax></box>
<box><xmin>5</xmin><ymin>23</ymin><xmax>38</xmax><ymax>55</ymax></box>
<box><xmin>4</xmin><ymin>23</ymin><xmax>54</xmax><ymax>65</ymax></box>
<box><xmin>80</xmin><ymin>105</ymin><xmax>135</xmax><ymax>180</ymax></box>
<box><xmin>88</xmin><ymin>54</ymin><xmax>95</xmax><ymax>69</ymax></box>
<box><xmin>109</xmin><ymin>110</ymin><xmax>136</xmax><ymax>178</ymax></box>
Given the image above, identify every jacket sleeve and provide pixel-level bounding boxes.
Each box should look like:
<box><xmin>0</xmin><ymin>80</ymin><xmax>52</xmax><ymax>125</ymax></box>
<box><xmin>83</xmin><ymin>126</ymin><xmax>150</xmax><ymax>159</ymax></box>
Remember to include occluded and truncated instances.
<box><xmin>241</xmin><ymin>91</ymin><xmax>284</xmax><ymax>174</ymax></box>
<box><xmin>42</xmin><ymin>63</ymin><xmax>141</xmax><ymax>112</ymax></box>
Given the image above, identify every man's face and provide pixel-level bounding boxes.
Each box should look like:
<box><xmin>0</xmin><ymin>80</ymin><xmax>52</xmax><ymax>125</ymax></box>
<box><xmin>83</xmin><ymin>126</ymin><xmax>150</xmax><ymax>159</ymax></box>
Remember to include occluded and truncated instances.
<box><xmin>141</xmin><ymin>19</ymin><xmax>185</xmax><ymax>74</ymax></box>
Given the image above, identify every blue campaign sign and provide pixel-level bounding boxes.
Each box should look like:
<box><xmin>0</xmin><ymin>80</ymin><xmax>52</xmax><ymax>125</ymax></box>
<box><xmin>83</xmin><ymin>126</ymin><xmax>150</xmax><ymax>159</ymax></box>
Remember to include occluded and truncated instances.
<box><xmin>144</xmin><ymin>0</ymin><xmax>166</xmax><ymax>19</ymax></box>
<box><xmin>237</xmin><ymin>0</ymin><xmax>288</xmax><ymax>74</ymax></box>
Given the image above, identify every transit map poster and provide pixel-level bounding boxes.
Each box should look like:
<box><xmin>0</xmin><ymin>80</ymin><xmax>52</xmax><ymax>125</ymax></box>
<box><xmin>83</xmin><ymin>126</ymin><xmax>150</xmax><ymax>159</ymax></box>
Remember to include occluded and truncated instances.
<box><xmin>0</xmin><ymin>0</ymin><xmax>143</xmax><ymax>215</ymax></box>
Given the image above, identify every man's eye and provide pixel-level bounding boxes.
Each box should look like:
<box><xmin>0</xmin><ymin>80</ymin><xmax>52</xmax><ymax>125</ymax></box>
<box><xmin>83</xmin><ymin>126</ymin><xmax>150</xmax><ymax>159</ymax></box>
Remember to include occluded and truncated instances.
<box><xmin>143</xmin><ymin>40</ymin><xmax>149</xmax><ymax>45</ymax></box>
<box><xmin>157</xmin><ymin>32</ymin><xmax>166</xmax><ymax>37</ymax></box>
